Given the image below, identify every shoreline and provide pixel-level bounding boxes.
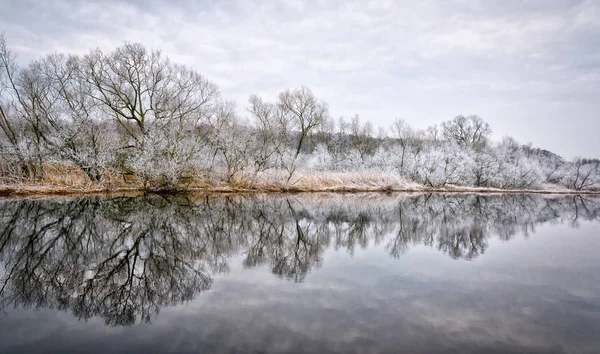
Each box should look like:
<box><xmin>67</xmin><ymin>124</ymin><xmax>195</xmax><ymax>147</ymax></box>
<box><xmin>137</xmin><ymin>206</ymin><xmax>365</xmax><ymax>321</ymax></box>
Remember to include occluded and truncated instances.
<box><xmin>1</xmin><ymin>184</ymin><xmax>599</xmax><ymax>198</ymax></box>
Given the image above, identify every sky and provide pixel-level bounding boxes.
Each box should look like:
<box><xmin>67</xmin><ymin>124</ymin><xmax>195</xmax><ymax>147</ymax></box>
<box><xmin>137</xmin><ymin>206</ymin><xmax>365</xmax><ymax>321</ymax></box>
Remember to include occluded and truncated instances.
<box><xmin>1</xmin><ymin>0</ymin><xmax>599</xmax><ymax>158</ymax></box>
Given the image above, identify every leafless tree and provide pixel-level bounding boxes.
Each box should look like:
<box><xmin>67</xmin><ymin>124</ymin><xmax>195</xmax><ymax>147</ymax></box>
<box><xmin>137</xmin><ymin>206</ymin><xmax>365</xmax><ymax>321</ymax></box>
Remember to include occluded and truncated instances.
<box><xmin>0</xmin><ymin>35</ymin><xmax>45</xmax><ymax>179</ymax></box>
<box><xmin>441</xmin><ymin>115</ymin><xmax>491</xmax><ymax>149</ymax></box>
<box><xmin>391</xmin><ymin>118</ymin><xmax>419</xmax><ymax>173</ymax></box>
<box><xmin>248</xmin><ymin>94</ymin><xmax>289</xmax><ymax>172</ymax></box>
<box><xmin>277</xmin><ymin>86</ymin><xmax>328</xmax><ymax>158</ymax></box>
<box><xmin>349</xmin><ymin>115</ymin><xmax>377</xmax><ymax>163</ymax></box>
<box><xmin>567</xmin><ymin>159</ymin><xmax>600</xmax><ymax>190</ymax></box>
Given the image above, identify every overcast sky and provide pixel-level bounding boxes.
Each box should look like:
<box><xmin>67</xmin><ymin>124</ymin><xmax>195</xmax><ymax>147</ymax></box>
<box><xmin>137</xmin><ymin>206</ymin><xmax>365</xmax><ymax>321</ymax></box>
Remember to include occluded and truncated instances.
<box><xmin>1</xmin><ymin>0</ymin><xmax>599</xmax><ymax>158</ymax></box>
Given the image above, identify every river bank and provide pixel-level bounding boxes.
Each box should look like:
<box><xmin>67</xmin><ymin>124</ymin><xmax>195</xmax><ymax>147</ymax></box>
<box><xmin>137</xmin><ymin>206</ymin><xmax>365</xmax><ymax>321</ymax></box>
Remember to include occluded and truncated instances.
<box><xmin>1</xmin><ymin>182</ymin><xmax>598</xmax><ymax>197</ymax></box>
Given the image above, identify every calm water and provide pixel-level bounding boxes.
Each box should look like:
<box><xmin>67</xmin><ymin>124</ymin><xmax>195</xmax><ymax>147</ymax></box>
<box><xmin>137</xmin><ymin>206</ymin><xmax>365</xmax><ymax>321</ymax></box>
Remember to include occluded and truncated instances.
<box><xmin>0</xmin><ymin>193</ymin><xmax>599</xmax><ymax>354</ymax></box>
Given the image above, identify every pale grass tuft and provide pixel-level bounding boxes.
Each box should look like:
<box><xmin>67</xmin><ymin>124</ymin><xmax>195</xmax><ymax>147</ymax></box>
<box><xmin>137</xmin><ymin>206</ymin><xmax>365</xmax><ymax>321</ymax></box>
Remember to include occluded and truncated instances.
<box><xmin>42</xmin><ymin>163</ymin><xmax>91</xmax><ymax>187</ymax></box>
<box><xmin>223</xmin><ymin>170</ymin><xmax>423</xmax><ymax>192</ymax></box>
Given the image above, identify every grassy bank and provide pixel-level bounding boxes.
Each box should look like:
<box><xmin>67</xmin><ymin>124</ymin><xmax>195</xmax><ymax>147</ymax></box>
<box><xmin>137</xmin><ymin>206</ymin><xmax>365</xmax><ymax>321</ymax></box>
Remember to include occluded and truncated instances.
<box><xmin>1</xmin><ymin>169</ymin><xmax>599</xmax><ymax>197</ymax></box>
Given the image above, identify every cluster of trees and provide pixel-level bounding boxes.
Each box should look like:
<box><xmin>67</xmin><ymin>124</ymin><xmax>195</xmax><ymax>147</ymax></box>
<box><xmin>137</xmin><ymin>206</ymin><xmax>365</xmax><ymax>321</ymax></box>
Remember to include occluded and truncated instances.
<box><xmin>1</xmin><ymin>36</ymin><xmax>599</xmax><ymax>190</ymax></box>
<box><xmin>1</xmin><ymin>193</ymin><xmax>598</xmax><ymax>325</ymax></box>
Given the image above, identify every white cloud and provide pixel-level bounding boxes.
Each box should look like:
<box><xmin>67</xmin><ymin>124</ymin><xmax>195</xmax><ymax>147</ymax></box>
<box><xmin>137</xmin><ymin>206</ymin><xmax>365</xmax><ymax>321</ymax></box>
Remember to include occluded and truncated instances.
<box><xmin>1</xmin><ymin>0</ymin><xmax>598</xmax><ymax>157</ymax></box>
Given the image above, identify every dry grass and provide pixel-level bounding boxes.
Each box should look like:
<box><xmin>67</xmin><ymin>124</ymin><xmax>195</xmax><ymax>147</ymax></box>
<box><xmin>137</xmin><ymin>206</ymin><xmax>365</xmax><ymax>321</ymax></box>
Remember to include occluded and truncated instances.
<box><xmin>287</xmin><ymin>171</ymin><xmax>423</xmax><ymax>192</ymax></box>
<box><xmin>1</xmin><ymin>164</ymin><xmax>599</xmax><ymax>197</ymax></box>
<box><xmin>0</xmin><ymin>162</ymin><xmax>144</xmax><ymax>196</ymax></box>
<box><xmin>41</xmin><ymin>163</ymin><xmax>91</xmax><ymax>186</ymax></box>
<box><xmin>223</xmin><ymin>171</ymin><xmax>423</xmax><ymax>192</ymax></box>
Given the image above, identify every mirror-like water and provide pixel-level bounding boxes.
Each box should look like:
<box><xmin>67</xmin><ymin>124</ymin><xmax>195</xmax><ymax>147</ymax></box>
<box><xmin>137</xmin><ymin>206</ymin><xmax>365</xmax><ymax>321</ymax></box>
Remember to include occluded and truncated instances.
<box><xmin>0</xmin><ymin>193</ymin><xmax>599</xmax><ymax>354</ymax></box>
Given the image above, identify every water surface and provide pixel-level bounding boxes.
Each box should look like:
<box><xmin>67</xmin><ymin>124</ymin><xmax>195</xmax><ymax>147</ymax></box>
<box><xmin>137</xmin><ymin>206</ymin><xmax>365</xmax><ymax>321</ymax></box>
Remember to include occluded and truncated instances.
<box><xmin>0</xmin><ymin>193</ymin><xmax>599</xmax><ymax>353</ymax></box>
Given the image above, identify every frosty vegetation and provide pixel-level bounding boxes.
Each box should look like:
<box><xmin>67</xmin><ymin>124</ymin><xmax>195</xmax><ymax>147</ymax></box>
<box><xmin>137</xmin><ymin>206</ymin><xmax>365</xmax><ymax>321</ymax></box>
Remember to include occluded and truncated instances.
<box><xmin>1</xmin><ymin>36</ymin><xmax>599</xmax><ymax>191</ymax></box>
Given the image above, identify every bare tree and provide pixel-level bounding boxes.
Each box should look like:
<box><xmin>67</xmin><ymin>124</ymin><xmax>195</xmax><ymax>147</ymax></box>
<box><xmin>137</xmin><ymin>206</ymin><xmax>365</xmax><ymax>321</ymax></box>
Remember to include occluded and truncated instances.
<box><xmin>391</xmin><ymin>118</ymin><xmax>418</xmax><ymax>173</ymax></box>
<box><xmin>82</xmin><ymin>43</ymin><xmax>219</xmax><ymax>141</ymax></box>
<box><xmin>425</xmin><ymin>124</ymin><xmax>440</xmax><ymax>142</ymax></box>
<box><xmin>0</xmin><ymin>35</ymin><xmax>46</xmax><ymax>179</ymax></box>
<box><xmin>248</xmin><ymin>87</ymin><xmax>329</xmax><ymax>183</ymax></box>
<box><xmin>277</xmin><ymin>87</ymin><xmax>328</xmax><ymax>158</ymax></box>
<box><xmin>566</xmin><ymin>159</ymin><xmax>600</xmax><ymax>190</ymax></box>
<box><xmin>349</xmin><ymin>115</ymin><xmax>377</xmax><ymax>163</ymax></box>
<box><xmin>210</xmin><ymin>103</ymin><xmax>253</xmax><ymax>183</ymax></box>
<box><xmin>248</xmin><ymin>94</ymin><xmax>289</xmax><ymax>172</ymax></box>
<box><xmin>441</xmin><ymin>115</ymin><xmax>491</xmax><ymax>149</ymax></box>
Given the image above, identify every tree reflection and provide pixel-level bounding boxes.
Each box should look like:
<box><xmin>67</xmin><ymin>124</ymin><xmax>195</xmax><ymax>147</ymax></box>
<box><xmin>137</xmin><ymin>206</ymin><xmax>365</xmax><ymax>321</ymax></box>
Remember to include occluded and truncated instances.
<box><xmin>0</xmin><ymin>193</ymin><xmax>599</xmax><ymax>325</ymax></box>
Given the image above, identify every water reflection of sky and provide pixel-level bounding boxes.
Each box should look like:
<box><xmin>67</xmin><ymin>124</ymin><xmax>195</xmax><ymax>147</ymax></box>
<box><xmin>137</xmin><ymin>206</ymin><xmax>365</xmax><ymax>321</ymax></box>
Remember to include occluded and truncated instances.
<box><xmin>0</xmin><ymin>195</ymin><xmax>599</xmax><ymax>353</ymax></box>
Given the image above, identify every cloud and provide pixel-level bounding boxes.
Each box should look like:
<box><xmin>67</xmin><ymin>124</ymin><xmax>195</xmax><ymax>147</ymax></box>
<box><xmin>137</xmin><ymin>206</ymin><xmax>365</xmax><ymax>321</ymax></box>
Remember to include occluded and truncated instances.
<box><xmin>1</xmin><ymin>0</ymin><xmax>599</xmax><ymax>157</ymax></box>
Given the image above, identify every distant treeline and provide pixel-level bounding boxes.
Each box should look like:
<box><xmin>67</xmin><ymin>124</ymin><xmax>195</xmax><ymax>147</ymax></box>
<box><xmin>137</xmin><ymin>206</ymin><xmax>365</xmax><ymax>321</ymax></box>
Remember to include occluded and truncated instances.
<box><xmin>1</xmin><ymin>36</ymin><xmax>598</xmax><ymax>190</ymax></box>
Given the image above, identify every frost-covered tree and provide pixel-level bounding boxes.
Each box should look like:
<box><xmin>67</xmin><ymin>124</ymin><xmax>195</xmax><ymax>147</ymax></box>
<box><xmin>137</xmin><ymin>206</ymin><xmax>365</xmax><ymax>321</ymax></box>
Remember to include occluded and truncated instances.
<box><xmin>349</xmin><ymin>115</ymin><xmax>377</xmax><ymax>164</ymax></box>
<box><xmin>469</xmin><ymin>148</ymin><xmax>501</xmax><ymax>187</ymax></box>
<box><xmin>390</xmin><ymin>118</ymin><xmax>421</xmax><ymax>175</ymax></box>
<box><xmin>413</xmin><ymin>142</ymin><xmax>471</xmax><ymax>187</ymax></box>
<box><xmin>82</xmin><ymin>44</ymin><xmax>219</xmax><ymax>140</ymax></box>
<box><xmin>494</xmin><ymin>137</ymin><xmax>542</xmax><ymax>188</ymax></box>
<box><xmin>441</xmin><ymin>115</ymin><xmax>491</xmax><ymax>150</ymax></box>
<box><xmin>248</xmin><ymin>94</ymin><xmax>288</xmax><ymax>172</ymax></box>
<box><xmin>211</xmin><ymin>104</ymin><xmax>254</xmax><ymax>183</ymax></box>
<box><xmin>277</xmin><ymin>87</ymin><xmax>328</xmax><ymax>158</ymax></box>
<box><xmin>249</xmin><ymin>87</ymin><xmax>329</xmax><ymax>183</ymax></box>
<box><xmin>321</xmin><ymin>117</ymin><xmax>353</xmax><ymax>170</ymax></box>
<box><xmin>564</xmin><ymin>159</ymin><xmax>600</xmax><ymax>190</ymax></box>
<box><xmin>0</xmin><ymin>35</ymin><xmax>47</xmax><ymax>179</ymax></box>
<box><xmin>1</xmin><ymin>35</ymin><xmax>599</xmax><ymax>191</ymax></box>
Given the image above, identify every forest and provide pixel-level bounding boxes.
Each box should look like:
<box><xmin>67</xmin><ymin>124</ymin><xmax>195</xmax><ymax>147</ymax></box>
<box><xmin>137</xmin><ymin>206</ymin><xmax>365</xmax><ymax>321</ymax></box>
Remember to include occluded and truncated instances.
<box><xmin>1</xmin><ymin>35</ymin><xmax>599</xmax><ymax>192</ymax></box>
